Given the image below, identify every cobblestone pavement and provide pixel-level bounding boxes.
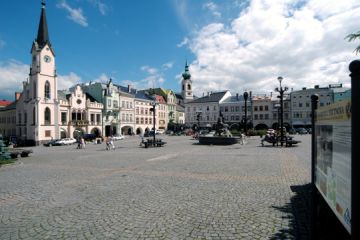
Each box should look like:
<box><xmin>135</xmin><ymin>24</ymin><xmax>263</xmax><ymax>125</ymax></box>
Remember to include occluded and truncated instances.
<box><xmin>0</xmin><ymin>135</ymin><xmax>311</xmax><ymax>239</ymax></box>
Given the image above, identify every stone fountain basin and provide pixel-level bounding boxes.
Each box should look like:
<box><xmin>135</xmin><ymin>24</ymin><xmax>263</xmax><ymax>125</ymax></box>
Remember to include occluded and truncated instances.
<box><xmin>198</xmin><ymin>136</ymin><xmax>240</xmax><ymax>145</ymax></box>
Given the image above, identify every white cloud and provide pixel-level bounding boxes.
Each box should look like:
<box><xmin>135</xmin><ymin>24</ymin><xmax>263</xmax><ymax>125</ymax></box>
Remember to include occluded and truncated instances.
<box><xmin>0</xmin><ymin>60</ymin><xmax>28</xmax><ymax>99</ymax></box>
<box><xmin>162</xmin><ymin>62</ymin><xmax>174</xmax><ymax>70</ymax></box>
<box><xmin>185</xmin><ymin>0</ymin><xmax>360</xmax><ymax>97</ymax></box>
<box><xmin>57</xmin><ymin>0</ymin><xmax>88</xmax><ymax>27</ymax></box>
<box><xmin>203</xmin><ymin>2</ymin><xmax>221</xmax><ymax>18</ymax></box>
<box><xmin>177</xmin><ymin>37</ymin><xmax>189</xmax><ymax>48</ymax></box>
<box><xmin>57</xmin><ymin>72</ymin><xmax>82</xmax><ymax>90</ymax></box>
<box><xmin>87</xmin><ymin>0</ymin><xmax>108</xmax><ymax>15</ymax></box>
<box><xmin>141</xmin><ymin>65</ymin><xmax>158</xmax><ymax>75</ymax></box>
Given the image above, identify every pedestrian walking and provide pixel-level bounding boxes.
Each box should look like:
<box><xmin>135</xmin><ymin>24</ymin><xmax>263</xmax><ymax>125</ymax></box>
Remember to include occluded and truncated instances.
<box><xmin>81</xmin><ymin>137</ymin><xmax>85</xmax><ymax>149</ymax></box>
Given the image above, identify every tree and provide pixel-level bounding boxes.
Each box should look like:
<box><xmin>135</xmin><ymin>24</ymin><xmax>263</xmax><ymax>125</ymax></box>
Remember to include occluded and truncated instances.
<box><xmin>346</xmin><ymin>31</ymin><xmax>360</xmax><ymax>54</ymax></box>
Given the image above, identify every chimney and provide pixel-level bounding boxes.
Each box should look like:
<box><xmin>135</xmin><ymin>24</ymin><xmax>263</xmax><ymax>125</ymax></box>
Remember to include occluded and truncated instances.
<box><xmin>15</xmin><ymin>92</ymin><xmax>21</xmax><ymax>101</ymax></box>
<box><xmin>314</xmin><ymin>85</ymin><xmax>319</xmax><ymax>89</ymax></box>
<box><xmin>302</xmin><ymin>87</ymin><xmax>306</xmax><ymax>90</ymax></box>
<box><xmin>128</xmin><ymin>84</ymin><xmax>132</xmax><ymax>93</ymax></box>
<box><xmin>236</xmin><ymin>93</ymin><xmax>239</xmax><ymax>100</ymax></box>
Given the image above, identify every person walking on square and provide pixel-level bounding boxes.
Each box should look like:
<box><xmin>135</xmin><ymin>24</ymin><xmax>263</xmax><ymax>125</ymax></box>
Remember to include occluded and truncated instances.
<box><xmin>109</xmin><ymin>136</ymin><xmax>115</xmax><ymax>150</ymax></box>
<box><xmin>81</xmin><ymin>137</ymin><xmax>85</xmax><ymax>149</ymax></box>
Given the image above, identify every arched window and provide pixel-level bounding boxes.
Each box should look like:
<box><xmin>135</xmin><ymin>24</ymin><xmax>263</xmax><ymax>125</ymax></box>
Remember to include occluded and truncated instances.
<box><xmin>187</xmin><ymin>84</ymin><xmax>191</xmax><ymax>90</ymax></box>
<box><xmin>44</xmin><ymin>107</ymin><xmax>51</xmax><ymax>125</ymax></box>
<box><xmin>44</xmin><ymin>81</ymin><xmax>50</xmax><ymax>99</ymax></box>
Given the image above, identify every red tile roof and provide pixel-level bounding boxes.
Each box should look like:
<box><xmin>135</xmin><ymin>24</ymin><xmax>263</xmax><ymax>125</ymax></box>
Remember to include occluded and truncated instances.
<box><xmin>0</xmin><ymin>100</ymin><xmax>12</xmax><ymax>107</ymax></box>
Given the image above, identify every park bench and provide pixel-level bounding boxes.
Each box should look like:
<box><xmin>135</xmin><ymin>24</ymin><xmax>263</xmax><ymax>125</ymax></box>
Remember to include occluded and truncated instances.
<box><xmin>141</xmin><ymin>138</ymin><xmax>166</xmax><ymax>148</ymax></box>
<box><xmin>9</xmin><ymin>149</ymin><xmax>33</xmax><ymax>159</ymax></box>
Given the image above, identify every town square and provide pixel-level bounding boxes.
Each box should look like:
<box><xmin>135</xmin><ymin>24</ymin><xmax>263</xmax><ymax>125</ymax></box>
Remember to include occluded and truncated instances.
<box><xmin>1</xmin><ymin>135</ymin><xmax>312</xmax><ymax>239</ymax></box>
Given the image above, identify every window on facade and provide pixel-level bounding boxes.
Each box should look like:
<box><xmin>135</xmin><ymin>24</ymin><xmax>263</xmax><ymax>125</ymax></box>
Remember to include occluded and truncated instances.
<box><xmin>149</xmin><ymin>118</ymin><xmax>152</xmax><ymax>124</ymax></box>
<box><xmin>122</xmin><ymin>101</ymin><xmax>125</xmax><ymax>108</ymax></box>
<box><xmin>33</xmin><ymin>83</ymin><xmax>37</xmax><ymax>98</ymax></box>
<box><xmin>259</xmin><ymin>106</ymin><xmax>263</xmax><ymax>111</ymax></box>
<box><xmin>265</xmin><ymin>114</ymin><xmax>269</xmax><ymax>120</ymax></box>
<box><xmin>136</xmin><ymin>117</ymin><xmax>139</xmax><ymax>124</ymax></box>
<box><xmin>122</xmin><ymin>113</ymin><xmax>125</xmax><ymax>121</ymax></box>
<box><xmin>140</xmin><ymin>118</ymin><xmax>144</xmax><ymax>124</ymax></box>
<box><xmin>299</xmin><ymin>103</ymin><xmax>303</xmax><ymax>107</ymax></box>
<box><xmin>265</xmin><ymin>106</ymin><xmax>268</xmax><ymax>111</ymax></box>
<box><xmin>254</xmin><ymin>114</ymin><xmax>258</xmax><ymax>120</ymax></box>
<box><xmin>230</xmin><ymin>106</ymin><xmax>234</xmax><ymax>112</ymax></box>
<box><xmin>207</xmin><ymin>106</ymin><xmax>209</xmax><ymax>111</ymax></box>
<box><xmin>32</xmin><ymin>107</ymin><xmax>36</xmax><ymax>124</ymax></box>
<box><xmin>235</xmin><ymin>106</ymin><xmax>240</xmax><ymax>112</ymax></box>
<box><xmin>96</xmin><ymin>114</ymin><xmax>101</xmax><ymax>123</ymax></box>
<box><xmin>213</xmin><ymin>106</ymin><xmax>216</xmax><ymax>111</ymax></box>
<box><xmin>284</xmin><ymin>113</ymin><xmax>289</xmax><ymax>120</ymax></box>
<box><xmin>45</xmin><ymin>130</ymin><xmax>51</xmax><ymax>137</ymax></box>
<box><xmin>254</xmin><ymin>106</ymin><xmax>258</xmax><ymax>111</ymax></box>
<box><xmin>182</xmin><ymin>84</ymin><xmax>185</xmax><ymax>91</ymax></box>
<box><xmin>260</xmin><ymin>114</ymin><xmax>263</xmax><ymax>120</ymax></box>
<box><xmin>61</xmin><ymin>112</ymin><xmax>67</xmax><ymax>123</ymax></box>
<box><xmin>306</xmin><ymin>102</ymin><xmax>310</xmax><ymax>107</ymax></box>
<box><xmin>224</xmin><ymin>106</ymin><xmax>228</xmax><ymax>112</ymax></box>
<box><xmin>44</xmin><ymin>81</ymin><xmax>50</xmax><ymax>99</ymax></box>
<box><xmin>90</xmin><ymin>114</ymin><xmax>94</xmax><ymax>123</ymax></box>
<box><xmin>44</xmin><ymin>107</ymin><xmax>51</xmax><ymax>125</ymax></box>
<box><xmin>145</xmin><ymin>118</ymin><xmax>148</xmax><ymax>124</ymax></box>
<box><xmin>187</xmin><ymin>84</ymin><xmax>191</xmax><ymax>90</ymax></box>
<box><xmin>113</xmin><ymin>100</ymin><xmax>118</xmax><ymax>108</ymax></box>
<box><xmin>108</xmin><ymin>99</ymin><xmax>111</xmax><ymax>107</ymax></box>
<box><xmin>193</xmin><ymin>107</ymin><xmax>196</xmax><ymax>112</ymax></box>
<box><xmin>18</xmin><ymin>113</ymin><xmax>22</xmax><ymax>124</ymax></box>
<box><xmin>141</xmin><ymin>108</ymin><xmax>144</xmax><ymax>114</ymax></box>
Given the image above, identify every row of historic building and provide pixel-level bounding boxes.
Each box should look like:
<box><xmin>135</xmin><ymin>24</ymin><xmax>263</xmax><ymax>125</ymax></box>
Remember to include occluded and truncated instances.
<box><xmin>0</xmin><ymin>2</ymin><xmax>351</xmax><ymax>145</ymax></box>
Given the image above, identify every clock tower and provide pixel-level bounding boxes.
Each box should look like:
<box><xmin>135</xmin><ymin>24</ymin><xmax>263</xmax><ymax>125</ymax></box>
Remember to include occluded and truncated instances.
<box><xmin>16</xmin><ymin>0</ymin><xmax>59</xmax><ymax>144</ymax></box>
<box><xmin>181</xmin><ymin>61</ymin><xmax>193</xmax><ymax>103</ymax></box>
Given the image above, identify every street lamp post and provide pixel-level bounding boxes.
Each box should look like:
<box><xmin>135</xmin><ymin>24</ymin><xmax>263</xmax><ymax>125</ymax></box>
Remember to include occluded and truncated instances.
<box><xmin>196</xmin><ymin>111</ymin><xmax>202</xmax><ymax>132</ymax></box>
<box><xmin>150</xmin><ymin>102</ymin><xmax>157</xmax><ymax>146</ymax></box>
<box><xmin>274</xmin><ymin>103</ymin><xmax>281</xmax><ymax>130</ymax></box>
<box><xmin>243</xmin><ymin>92</ymin><xmax>248</xmax><ymax>135</ymax></box>
<box><xmin>275</xmin><ymin>76</ymin><xmax>288</xmax><ymax>146</ymax></box>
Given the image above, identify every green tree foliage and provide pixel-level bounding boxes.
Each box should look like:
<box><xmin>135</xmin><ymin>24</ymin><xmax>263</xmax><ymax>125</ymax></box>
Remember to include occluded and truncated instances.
<box><xmin>346</xmin><ymin>31</ymin><xmax>360</xmax><ymax>54</ymax></box>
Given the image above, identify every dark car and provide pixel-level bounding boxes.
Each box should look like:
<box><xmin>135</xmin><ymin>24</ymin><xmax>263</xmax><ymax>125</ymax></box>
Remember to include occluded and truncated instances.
<box><xmin>43</xmin><ymin>139</ymin><xmax>61</xmax><ymax>147</ymax></box>
<box><xmin>144</xmin><ymin>131</ymin><xmax>155</xmax><ymax>137</ymax></box>
<box><xmin>296</xmin><ymin>128</ymin><xmax>308</xmax><ymax>134</ymax></box>
<box><xmin>83</xmin><ymin>134</ymin><xmax>96</xmax><ymax>142</ymax></box>
<box><xmin>288</xmin><ymin>128</ymin><xmax>297</xmax><ymax>135</ymax></box>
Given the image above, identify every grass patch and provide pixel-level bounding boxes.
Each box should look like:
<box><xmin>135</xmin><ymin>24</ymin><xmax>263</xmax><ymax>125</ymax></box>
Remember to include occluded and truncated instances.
<box><xmin>0</xmin><ymin>159</ymin><xmax>15</xmax><ymax>166</ymax></box>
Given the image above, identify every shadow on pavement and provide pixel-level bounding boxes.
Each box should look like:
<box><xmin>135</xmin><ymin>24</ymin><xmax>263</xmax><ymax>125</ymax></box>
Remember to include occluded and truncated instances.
<box><xmin>270</xmin><ymin>183</ymin><xmax>312</xmax><ymax>240</ymax></box>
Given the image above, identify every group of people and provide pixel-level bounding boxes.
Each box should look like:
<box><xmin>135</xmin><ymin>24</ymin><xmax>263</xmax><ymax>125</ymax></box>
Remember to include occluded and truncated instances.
<box><xmin>76</xmin><ymin>137</ymin><xmax>85</xmax><ymax>149</ymax></box>
<box><xmin>105</xmin><ymin>136</ymin><xmax>115</xmax><ymax>150</ymax></box>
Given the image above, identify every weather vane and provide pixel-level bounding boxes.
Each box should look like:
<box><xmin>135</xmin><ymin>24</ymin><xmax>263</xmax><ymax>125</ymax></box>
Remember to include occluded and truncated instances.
<box><xmin>41</xmin><ymin>0</ymin><xmax>46</xmax><ymax>7</ymax></box>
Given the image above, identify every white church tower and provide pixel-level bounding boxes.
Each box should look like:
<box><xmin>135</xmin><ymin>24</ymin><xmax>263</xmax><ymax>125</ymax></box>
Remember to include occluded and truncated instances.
<box><xmin>16</xmin><ymin>0</ymin><xmax>58</xmax><ymax>145</ymax></box>
<box><xmin>181</xmin><ymin>61</ymin><xmax>193</xmax><ymax>103</ymax></box>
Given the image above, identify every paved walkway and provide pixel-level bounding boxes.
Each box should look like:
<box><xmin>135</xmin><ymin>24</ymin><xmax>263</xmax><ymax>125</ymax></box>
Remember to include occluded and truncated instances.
<box><xmin>0</xmin><ymin>135</ymin><xmax>311</xmax><ymax>239</ymax></box>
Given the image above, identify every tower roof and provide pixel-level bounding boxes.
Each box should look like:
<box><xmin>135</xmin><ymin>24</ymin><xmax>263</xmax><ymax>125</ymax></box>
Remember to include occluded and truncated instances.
<box><xmin>36</xmin><ymin>0</ymin><xmax>51</xmax><ymax>49</ymax></box>
<box><xmin>182</xmin><ymin>61</ymin><xmax>191</xmax><ymax>80</ymax></box>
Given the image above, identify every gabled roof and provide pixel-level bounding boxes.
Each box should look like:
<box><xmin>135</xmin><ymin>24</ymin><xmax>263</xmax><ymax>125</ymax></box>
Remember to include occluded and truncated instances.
<box><xmin>188</xmin><ymin>91</ymin><xmax>228</xmax><ymax>104</ymax></box>
<box><xmin>221</xmin><ymin>95</ymin><xmax>245</xmax><ymax>103</ymax></box>
<box><xmin>155</xmin><ymin>95</ymin><xmax>166</xmax><ymax>104</ymax></box>
<box><xmin>135</xmin><ymin>91</ymin><xmax>154</xmax><ymax>101</ymax></box>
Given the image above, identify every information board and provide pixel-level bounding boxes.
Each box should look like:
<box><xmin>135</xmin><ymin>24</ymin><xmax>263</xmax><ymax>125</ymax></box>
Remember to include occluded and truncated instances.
<box><xmin>315</xmin><ymin>99</ymin><xmax>351</xmax><ymax>233</ymax></box>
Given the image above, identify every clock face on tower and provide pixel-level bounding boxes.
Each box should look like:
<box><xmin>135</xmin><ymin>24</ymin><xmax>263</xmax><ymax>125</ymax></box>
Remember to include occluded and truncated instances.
<box><xmin>44</xmin><ymin>55</ymin><xmax>51</xmax><ymax>63</ymax></box>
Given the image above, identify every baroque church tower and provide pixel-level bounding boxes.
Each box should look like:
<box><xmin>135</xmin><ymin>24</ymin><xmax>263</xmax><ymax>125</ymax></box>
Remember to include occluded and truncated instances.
<box><xmin>181</xmin><ymin>61</ymin><xmax>193</xmax><ymax>103</ymax></box>
<box><xmin>16</xmin><ymin>0</ymin><xmax>58</xmax><ymax>144</ymax></box>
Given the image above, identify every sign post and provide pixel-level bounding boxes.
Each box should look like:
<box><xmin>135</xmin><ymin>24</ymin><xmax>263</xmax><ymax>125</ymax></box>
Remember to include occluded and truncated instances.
<box><xmin>350</xmin><ymin>60</ymin><xmax>360</xmax><ymax>240</ymax></box>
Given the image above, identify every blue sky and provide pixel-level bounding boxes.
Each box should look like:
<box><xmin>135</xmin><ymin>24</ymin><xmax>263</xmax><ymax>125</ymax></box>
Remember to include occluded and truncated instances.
<box><xmin>1</xmin><ymin>0</ymin><xmax>360</xmax><ymax>101</ymax></box>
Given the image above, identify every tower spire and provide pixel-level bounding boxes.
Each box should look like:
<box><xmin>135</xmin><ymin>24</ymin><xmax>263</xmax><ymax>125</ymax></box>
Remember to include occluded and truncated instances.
<box><xmin>36</xmin><ymin>0</ymin><xmax>51</xmax><ymax>49</ymax></box>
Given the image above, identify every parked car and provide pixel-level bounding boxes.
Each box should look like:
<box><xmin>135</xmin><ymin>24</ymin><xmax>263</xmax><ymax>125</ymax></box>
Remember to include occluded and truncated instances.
<box><xmin>288</xmin><ymin>128</ymin><xmax>297</xmax><ymax>135</ymax></box>
<box><xmin>296</xmin><ymin>128</ymin><xmax>308</xmax><ymax>134</ymax></box>
<box><xmin>43</xmin><ymin>139</ymin><xmax>61</xmax><ymax>147</ymax></box>
<box><xmin>112</xmin><ymin>134</ymin><xmax>124</xmax><ymax>141</ymax></box>
<box><xmin>57</xmin><ymin>138</ymin><xmax>77</xmax><ymax>145</ymax></box>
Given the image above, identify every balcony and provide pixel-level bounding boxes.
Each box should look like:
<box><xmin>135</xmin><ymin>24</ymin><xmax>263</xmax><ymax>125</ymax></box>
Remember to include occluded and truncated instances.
<box><xmin>69</xmin><ymin>120</ymin><xmax>89</xmax><ymax>126</ymax></box>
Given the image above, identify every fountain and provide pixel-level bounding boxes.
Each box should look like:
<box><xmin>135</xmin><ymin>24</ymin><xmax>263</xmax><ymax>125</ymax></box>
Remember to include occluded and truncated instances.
<box><xmin>198</xmin><ymin>117</ymin><xmax>241</xmax><ymax>145</ymax></box>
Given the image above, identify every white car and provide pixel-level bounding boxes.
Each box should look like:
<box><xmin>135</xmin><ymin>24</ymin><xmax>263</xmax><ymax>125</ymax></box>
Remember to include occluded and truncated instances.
<box><xmin>112</xmin><ymin>134</ymin><xmax>124</xmax><ymax>141</ymax></box>
<box><xmin>57</xmin><ymin>138</ymin><xmax>77</xmax><ymax>145</ymax></box>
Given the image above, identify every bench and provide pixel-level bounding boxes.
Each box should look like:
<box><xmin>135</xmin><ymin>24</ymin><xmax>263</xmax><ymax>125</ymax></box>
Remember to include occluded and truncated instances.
<box><xmin>9</xmin><ymin>149</ymin><xmax>33</xmax><ymax>159</ymax></box>
<box><xmin>142</xmin><ymin>139</ymin><xmax>166</xmax><ymax>148</ymax></box>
